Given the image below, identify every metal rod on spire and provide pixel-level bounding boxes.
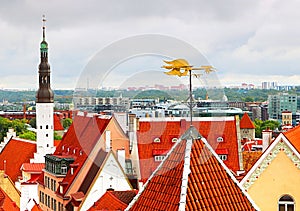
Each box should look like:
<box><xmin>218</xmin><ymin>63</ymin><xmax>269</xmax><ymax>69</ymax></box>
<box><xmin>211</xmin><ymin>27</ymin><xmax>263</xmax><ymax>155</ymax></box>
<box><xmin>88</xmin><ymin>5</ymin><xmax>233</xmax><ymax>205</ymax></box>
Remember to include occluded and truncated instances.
<box><xmin>42</xmin><ymin>15</ymin><xmax>46</xmax><ymax>41</ymax></box>
<box><xmin>189</xmin><ymin>69</ymin><xmax>193</xmax><ymax>125</ymax></box>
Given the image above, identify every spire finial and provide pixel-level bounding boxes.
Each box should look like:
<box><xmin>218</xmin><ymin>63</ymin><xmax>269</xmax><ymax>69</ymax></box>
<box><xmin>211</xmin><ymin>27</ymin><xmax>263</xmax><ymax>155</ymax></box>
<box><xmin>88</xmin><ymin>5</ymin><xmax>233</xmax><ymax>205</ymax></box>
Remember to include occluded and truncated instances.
<box><xmin>42</xmin><ymin>15</ymin><xmax>46</xmax><ymax>41</ymax></box>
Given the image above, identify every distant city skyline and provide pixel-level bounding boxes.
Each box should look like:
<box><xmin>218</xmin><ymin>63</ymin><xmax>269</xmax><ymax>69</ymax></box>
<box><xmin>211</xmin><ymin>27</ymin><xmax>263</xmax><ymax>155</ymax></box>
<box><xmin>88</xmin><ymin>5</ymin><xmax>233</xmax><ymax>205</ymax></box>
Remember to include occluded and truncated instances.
<box><xmin>0</xmin><ymin>1</ymin><xmax>300</xmax><ymax>89</ymax></box>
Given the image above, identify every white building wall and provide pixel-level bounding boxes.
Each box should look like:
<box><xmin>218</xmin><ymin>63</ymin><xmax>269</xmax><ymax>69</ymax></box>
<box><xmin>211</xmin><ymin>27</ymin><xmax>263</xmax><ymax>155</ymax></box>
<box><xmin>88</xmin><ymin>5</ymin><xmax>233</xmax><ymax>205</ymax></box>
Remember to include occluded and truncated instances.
<box><xmin>80</xmin><ymin>153</ymin><xmax>132</xmax><ymax>211</ymax></box>
<box><xmin>33</xmin><ymin>103</ymin><xmax>55</xmax><ymax>163</ymax></box>
<box><xmin>20</xmin><ymin>183</ymin><xmax>39</xmax><ymax>211</ymax></box>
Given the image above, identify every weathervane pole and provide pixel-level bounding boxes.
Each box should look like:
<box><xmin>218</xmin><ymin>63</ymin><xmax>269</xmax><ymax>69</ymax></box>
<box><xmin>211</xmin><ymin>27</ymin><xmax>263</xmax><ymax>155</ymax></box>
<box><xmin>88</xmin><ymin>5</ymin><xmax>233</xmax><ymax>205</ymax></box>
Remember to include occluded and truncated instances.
<box><xmin>189</xmin><ymin>69</ymin><xmax>193</xmax><ymax>125</ymax></box>
<box><xmin>162</xmin><ymin>59</ymin><xmax>216</xmax><ymax>126</ymax></box>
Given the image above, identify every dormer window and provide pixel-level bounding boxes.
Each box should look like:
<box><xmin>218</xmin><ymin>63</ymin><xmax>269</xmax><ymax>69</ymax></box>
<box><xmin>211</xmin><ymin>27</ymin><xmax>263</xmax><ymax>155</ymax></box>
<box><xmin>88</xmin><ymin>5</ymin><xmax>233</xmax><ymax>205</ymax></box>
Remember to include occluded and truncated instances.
<box><xmin>217</xmin><ymin>137</ymin><xmax>224</xmax><ymax>142</ymax></box>
<box><xmin>218</xmin><ymin>155</ymin><xmax>227</xmax><ymax>161</ymax></box>
<box><xmin>171</xmin><ymin>138</ymin><xmax>178</xmax><ymax>143</ymax></box>
<box><xmin>153</xmin><ymin>137</ymin><xmax>161</xmax><ymax>143</ymax></box>
<box><xmin>61</xmin><ymin>165</ymin><xmax>67</xmax><ymax>174</ymax></box>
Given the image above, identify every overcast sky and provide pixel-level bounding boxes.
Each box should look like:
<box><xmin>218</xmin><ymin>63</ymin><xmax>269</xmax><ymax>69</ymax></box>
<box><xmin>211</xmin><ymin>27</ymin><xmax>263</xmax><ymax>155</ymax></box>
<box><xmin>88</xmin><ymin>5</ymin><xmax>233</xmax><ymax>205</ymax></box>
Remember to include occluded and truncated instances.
<box><xmin>0</xmin><ymin>0</ymin><xmax>299</xmax><ymax>89</ymax></box>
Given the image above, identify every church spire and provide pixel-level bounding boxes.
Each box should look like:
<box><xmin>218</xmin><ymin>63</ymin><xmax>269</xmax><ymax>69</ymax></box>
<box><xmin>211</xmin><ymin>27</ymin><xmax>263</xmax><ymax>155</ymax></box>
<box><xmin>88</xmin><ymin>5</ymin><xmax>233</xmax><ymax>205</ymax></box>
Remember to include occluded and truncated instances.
<box><xmin>36</xmin><ymin>15</ymin><xmax>54</xmax><ymax>103</ymax></box>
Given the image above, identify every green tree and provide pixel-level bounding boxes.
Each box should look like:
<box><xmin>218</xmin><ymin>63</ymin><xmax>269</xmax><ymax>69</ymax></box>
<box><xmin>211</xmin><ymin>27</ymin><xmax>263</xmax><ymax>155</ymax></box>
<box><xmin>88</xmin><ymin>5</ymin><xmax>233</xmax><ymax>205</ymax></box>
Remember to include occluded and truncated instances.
<box><xmin>11</xmin><ymin>119</ymin><xmax>27</xmax><ymax>136</ymax></box>
<box><xmin>54</xmin><ymin>132</ymin><xmax>62</xmax><ymax>140</ymax></box>
<box><xmin>62</xmin><ymin>118</ymin><xmax>73</xmax><ymax>129</ymax></box>
<box><xmin>29</xmin><ymin>117</ymin><xmax>36</xmax><ymax>128</ymax></box>
<box><xmin>254</xmin><ymin>119</ymin><xmax>280</xmax><ymax>138</ymax></box>
<box><xmin>19</xmin><ymin>131</ymin><xmax>36</xmax><ymax>141</ymax></box>
<box><xmin>0</xmin><ymin>117</ymin><xmax>11</xmax><ymax>141</ymax></box>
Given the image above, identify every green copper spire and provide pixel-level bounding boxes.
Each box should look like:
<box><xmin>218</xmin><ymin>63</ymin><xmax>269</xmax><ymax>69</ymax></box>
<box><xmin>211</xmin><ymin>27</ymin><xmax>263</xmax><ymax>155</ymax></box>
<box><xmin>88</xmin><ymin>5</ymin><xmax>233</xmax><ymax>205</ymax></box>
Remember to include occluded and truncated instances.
<box><xmin>40</xmin><ymin>15</ymin><xmax>48</xmax><ymax>53</ymax></box>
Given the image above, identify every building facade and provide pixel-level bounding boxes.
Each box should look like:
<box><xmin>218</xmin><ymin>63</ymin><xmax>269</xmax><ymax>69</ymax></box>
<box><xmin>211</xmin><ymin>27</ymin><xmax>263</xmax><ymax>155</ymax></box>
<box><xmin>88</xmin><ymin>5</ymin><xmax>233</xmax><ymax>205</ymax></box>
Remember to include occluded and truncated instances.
<box><xmin>268</xmin><ymin>93</ymin><xmax>297</xmax><ymax>122</ymax></box>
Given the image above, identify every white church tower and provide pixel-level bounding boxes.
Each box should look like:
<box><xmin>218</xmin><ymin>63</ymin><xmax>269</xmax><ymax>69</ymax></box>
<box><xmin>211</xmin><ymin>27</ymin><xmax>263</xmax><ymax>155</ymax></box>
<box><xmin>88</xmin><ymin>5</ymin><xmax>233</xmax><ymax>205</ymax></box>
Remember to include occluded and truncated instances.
<box><xmin>32</xmin><ymin>17</ymin><xmax>55</xmax><ymax>163</ymax></box>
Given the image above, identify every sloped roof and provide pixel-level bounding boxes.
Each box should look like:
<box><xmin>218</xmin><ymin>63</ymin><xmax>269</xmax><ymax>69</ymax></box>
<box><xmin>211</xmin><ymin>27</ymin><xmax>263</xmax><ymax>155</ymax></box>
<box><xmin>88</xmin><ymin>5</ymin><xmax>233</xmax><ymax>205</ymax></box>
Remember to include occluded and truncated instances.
<box><xmin>137</xmin><ymin>117</ymin><xmax>241</xmax><ymax>181</ymax></box>
<box><xmin>284</xmin><ymin>124</ymin><xmax>300</xmax><ymax>152</ymax></box>
<box><xmin>88</xmin><ymin>190</ymin><xmax>137</xmax><ymax>211</ymax></box>
<box><xmin>0</xmin><ymin>187</ymin><xmax>19</xmax><ymax>211</ymax></box>
<box><xmin>127</xmin><ymin>126</ymin><xmax>258</xmax><ymax>210</ymax></box>
<box><xmin>240</xmin><ymin>132</ymin><xmax>300</xmax><ymax>191</ymax></box>
<box><xmin>0</xmin><ymin>138</ymin><xmax>36</xmax><ymax>181</ymax></box>
<box><xmin>54</xmin><ymin>114</ymin><xmax>64</xmax><ymax>131</ymax></box>
<box><xmin>240</xmin><ymin>113</ymin><xmax>255</xmax><ymax>129</ymax></box>
<box><xmin>242</xmin><ymin>151</ymin><xmax>262</xmax><ymax>173</ymax></box>
<box><xmin>21</xmin><ymin>163</ymin><xmax>45</xmax><ymax>173</ymax></box>
<box><xmin>53</xmin><ymin>114</ymin><xmax>111</xmax><ymax>196</ymax></box>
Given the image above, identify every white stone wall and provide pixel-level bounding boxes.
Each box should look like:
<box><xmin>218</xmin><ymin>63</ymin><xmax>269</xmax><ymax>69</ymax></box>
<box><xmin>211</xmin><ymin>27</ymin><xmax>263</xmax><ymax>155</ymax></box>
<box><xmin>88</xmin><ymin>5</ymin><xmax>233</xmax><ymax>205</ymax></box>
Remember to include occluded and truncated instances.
<box><xmin>20</xmin><ymin>183</ymin><xmax>39</xmax><ymax>211</ymax></box>
<box><xmin>33</xmin><ymin>103</ymin><xmax>55</xmax><ymax>163</ymax></box>
<box><xmin>80</xmin><ymin>153</ymin><xmax>132</xmax><ymax>211</ymax></box>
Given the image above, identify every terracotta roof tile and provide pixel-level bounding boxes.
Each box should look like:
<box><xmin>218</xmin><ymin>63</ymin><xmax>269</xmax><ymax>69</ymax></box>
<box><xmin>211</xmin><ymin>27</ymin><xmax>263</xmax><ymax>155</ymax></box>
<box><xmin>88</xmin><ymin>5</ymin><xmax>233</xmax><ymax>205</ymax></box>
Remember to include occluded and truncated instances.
<box><xmin>21</xmin><ymin>163</ymin><xmax>45</xmax><ymax>173</ymax></box>
<box><xmin>240</xmin><ymin>113</ymin><xmax>255</xmax><ymax>129</ymax></box>
<box><xmin>53</xmin><ymin>114</ymin><xmax>111</xmax><ymax>196</ymax></box>
<box><xmin>284</xmin><ymin>125</ymin><xmax>300</xmax><ymax>152</ymax></box>
<box><xmin>242</xmin><ymin>151</ymin><xmax>262</xmax><ymax>173</ymax></box>
<box><xmin>137</xmin><ymin>118</ymin><xmax>241</xmax><ymax>182</ymax></box>
<box><xmin>127</xmin><ymin>126</ymin><xmax>257</xmax><ymax>211</ymax></box>
<box><xmin>88</xmin><ymin>190</ymin><xmax>137</xmax><ymax>211</ymax></box>
<box><xmin>0</xmin><ymin>188</ymin><xmax>19</xmax><ymax>210</ymax></box>
<box><xmin>54</xmin><ymin>114</ymin><xmax>64</xmax><ymax>131</ymax></box>
<box><xmin>0</xmin><ymin>139</ymin><xmax>36</xmax><ymax>181</ymax></box>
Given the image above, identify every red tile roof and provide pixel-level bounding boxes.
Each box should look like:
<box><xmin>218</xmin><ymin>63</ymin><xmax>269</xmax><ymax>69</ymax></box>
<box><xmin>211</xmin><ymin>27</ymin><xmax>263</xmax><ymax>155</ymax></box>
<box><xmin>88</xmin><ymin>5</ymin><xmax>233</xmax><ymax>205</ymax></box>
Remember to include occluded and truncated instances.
<box><xmin>128</xmin><ymin>126</ymin><xmax>257</xmax><ymax>210</ymax></box>
<box><xmin>0</xmin><ymin>187</ymin><xmax>19</xmax><ymax>211</ymax></box>
<box><xmin>0</xmin><ymin>138</ymin><xmax>36</xmax><ymax>181</ymax></box>
<box><xmin>284</xmin><ymin>125</ymin><xmax>300</xmax><ymax>152</ymax></box>
<box><xmin>240</xmin><ymin>113</ymin><xmax>255</xmax><ymax>129</ymax></box>
<box><xmin>137</xmin><ymin>117</ymin><xmax>241</xmax><ymax>182</ymax></box>
<box><xmin>88</xmin><ymin>190</ymin><xmax>137</xmax><ymax>211</ymax></box>
<box><xmin>21</xmin><ymin>163</ymin><xmax>45</xmax><ymax>173</ymax></box>
<box><xmin>242</xmin><ymin>151</ymin><xmax>262</xmax><ymax>173</ymax></box>
<box><xmin>54</xmin><ymin>114</ymin><xmax>64</xmax><ymax>131</ymax></box>
<box><xmin>53</xmin><ymin>114</ymin><xmax>111</xmax><ymax>196</ymax></box>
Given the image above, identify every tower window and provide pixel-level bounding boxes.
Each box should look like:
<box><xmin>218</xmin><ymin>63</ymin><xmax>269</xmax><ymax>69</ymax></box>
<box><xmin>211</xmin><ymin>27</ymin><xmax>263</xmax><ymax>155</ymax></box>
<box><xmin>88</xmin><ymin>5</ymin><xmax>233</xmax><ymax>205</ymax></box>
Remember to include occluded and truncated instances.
<box><xmin>40</xmin><ymin>126</ymin><xmax>42</xmax><ymax>129</ymax></box>
<box><xmin>46</xmin><ymin>125</ymin><xmax>48</xmax><ymax>129</ymax></box>
<box><xmin>46</xmin><ymin>134</ymin><xmax>48</xmax><ymax>137</ymax></box>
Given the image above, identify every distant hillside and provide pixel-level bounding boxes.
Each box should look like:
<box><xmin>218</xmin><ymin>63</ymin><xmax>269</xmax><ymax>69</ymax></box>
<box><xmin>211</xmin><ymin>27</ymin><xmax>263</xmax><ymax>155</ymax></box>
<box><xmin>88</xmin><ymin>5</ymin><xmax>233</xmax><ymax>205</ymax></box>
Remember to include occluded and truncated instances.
<box><xmin>0</xmin><ymin>87</ymin><xmax>298</xmax><ymax>104</ymax></box>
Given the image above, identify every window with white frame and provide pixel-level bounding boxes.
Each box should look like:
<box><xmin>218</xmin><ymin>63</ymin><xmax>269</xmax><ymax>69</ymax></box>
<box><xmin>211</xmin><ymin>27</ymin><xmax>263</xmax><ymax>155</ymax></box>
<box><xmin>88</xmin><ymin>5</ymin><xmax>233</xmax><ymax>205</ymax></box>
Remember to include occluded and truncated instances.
<box><xmin>153</xmin><ymin>137</ymin><xmax>161</xmax><ymax>143</ymax></box>
<box><xmin>217</xmin><ymin>137</ymin><xmax>224</xmax><ymax>142</ymax></box>
<box><xmin>172</xmin><ymin>138</ymin><xmax>178</xmax><ymax>143</ymax></box>
<box><xmin>154</xmin><ymin>155</ymin><xmax>166</xmax><ymax>162</ymax></box>
<box><xmin>278</xmin><ymin>195</ymin><xmax>294</xmax><ymax>211</ymax></box>
<box><xmin>218</xmin><ymin>154</ymin><xmax>227</xmax><ymax>161</ymax></box>
<box><xmin>61</xmin><ymin>165</ymin><xmax>67</xmax><ymax>174</ymax></box>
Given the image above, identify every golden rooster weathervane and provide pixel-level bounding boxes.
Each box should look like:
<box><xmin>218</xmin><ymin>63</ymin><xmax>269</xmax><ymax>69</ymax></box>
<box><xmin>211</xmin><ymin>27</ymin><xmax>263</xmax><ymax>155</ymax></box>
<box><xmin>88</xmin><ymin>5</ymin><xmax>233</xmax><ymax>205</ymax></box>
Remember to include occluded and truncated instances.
<box><xmin>162</xmin><ymin>58</ymin><xmax>216</xmax><ymax>125</ymax></box>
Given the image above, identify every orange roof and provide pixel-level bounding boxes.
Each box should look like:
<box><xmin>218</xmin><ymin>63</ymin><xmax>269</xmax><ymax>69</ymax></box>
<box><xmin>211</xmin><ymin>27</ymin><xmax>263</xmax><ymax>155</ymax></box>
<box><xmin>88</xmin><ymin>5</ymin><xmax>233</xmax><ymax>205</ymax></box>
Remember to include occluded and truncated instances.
<box><xmin>54</xmin><ymin>114</ymin><xmax>64</xmax><ymax>131</ymax></box>
<box><xmin>0</xmin><ymin>187</ymin><xmax>19</xmax><ymax>211</ymax></box>
<box><xmin>0</xmin><ymin>138</ymin><xmax>36</xmax><ymax>181</ymax></box>
<box><xmin>127</xmin><ymin>126</ymin><xmax>257</xmax><ymax>210</ymax></box>
<box><xmin>240</xmin><ymin>113</ymin><xmax>255</xmax><ymax>129</ymax></box>
<box><xmin>21</xmin><ymin>163</ymin><xmax>45</xmax><ymax>173</ymax></box>
<box><xmin>242</xmin><ymin>151</ymin><xmax>262</xmax><ymax>173</ymax></box>
<box><xmin>88</xmin><ymin>190</ymin><xmax>137</xmax><ymax>211</ymax></box>
<box><xmin>53</xmin><ymin>114</ymin><xmax>111</xmax><ymax>196</ymax></box>
<box><xmin>284</xmin><ymin>125</ymin><xmax>300</xmax><ymax>152</ymax></box>
<box><xmin>137</xmin><ymin>117</ymin><xmax>241</xmax><ymax>182</ymax></box>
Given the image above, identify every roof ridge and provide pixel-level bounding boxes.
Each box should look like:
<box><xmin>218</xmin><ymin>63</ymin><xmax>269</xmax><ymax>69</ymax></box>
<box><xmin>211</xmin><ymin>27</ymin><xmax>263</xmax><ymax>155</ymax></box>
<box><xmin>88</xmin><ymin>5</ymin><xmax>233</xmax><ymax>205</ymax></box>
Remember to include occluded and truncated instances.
<box><xmin>178</xmin><ymin>130</ymin><xmax>194</xmax><ymax>211</ymax></box>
